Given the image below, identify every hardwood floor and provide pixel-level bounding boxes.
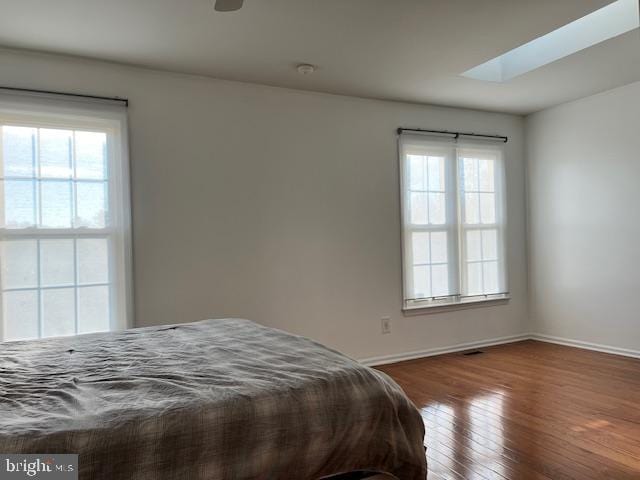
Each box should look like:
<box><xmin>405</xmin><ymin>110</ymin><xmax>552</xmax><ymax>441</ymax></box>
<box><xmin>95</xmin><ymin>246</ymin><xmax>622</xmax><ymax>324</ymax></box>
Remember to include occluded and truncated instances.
<box><xmin>376</xmin><ymin>340</ymin><xmax>640</xmax><ymax>480</ymax></box>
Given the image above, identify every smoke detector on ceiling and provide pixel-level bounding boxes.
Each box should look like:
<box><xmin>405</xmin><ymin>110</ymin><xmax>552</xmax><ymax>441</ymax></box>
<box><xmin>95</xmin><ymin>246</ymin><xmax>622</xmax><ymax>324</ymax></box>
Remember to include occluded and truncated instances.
<box><xmin>297</xmin><ymin>64</ymin><xmax>317</xmax><ymax>75</ymax></box>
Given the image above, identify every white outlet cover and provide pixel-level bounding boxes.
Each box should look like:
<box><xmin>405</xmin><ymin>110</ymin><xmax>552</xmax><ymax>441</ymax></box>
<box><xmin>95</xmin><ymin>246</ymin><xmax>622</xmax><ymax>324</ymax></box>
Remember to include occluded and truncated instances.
<box><xmin>381</xmin><ymin>317</ymin><xmax>392</xmax><ymax>334</ymax></box>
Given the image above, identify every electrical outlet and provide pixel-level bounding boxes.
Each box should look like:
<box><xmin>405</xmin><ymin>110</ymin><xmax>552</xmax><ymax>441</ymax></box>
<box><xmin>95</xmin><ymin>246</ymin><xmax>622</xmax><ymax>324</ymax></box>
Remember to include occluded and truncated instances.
<box><xmin>381</xmin><ymin>317</ymin><xmax>392</xmax><ymax>334</ymax></box>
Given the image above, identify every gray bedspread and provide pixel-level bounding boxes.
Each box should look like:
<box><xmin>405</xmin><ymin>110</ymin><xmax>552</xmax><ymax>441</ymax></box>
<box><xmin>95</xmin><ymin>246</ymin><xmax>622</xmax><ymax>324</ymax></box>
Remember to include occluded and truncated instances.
<box><xmin>0</xmin><ymin>318</ymin><xmax>426</xmax><ymax>479</ymax></box>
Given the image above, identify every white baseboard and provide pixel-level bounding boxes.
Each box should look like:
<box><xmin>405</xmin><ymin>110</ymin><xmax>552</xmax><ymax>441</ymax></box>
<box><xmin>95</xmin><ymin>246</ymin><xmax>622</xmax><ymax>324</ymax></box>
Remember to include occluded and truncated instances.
<box><xmin>359</xmin><ymin>333</ymin><xmax>530</xmax><ymax>367</ymax></box>
<box><xmin>530</xmin><ymin>333</ymin><xmax>640</xmax><ymax>359</ymax></box>
<box><xmin>359</xmin><ymin>332</ymin><xmax>640</xmax><ymax>367</ymax></box>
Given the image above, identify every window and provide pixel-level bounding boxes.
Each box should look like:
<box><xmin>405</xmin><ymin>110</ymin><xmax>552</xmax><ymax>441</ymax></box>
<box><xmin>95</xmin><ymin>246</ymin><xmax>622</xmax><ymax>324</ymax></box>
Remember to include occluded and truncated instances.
<box><xmin>462</xmin><ymin>0</ymin><xmax>638</xmax><ymax>82</ymax></box>
<box><xmin>0</xmin><ymin>95</ymin><xmax>132</xmax><ymax>341</ymax></box>
<box><xmin>400</xmin><ymin>135</ymin><xmax>507</xmax><ymax>309</ymax></box>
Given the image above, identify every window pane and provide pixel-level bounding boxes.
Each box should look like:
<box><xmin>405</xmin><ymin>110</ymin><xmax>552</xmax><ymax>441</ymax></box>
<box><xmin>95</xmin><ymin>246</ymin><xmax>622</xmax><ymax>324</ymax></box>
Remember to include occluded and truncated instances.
<box><xmin>428</xmin><ymin>192</ymin><xmax>445</xmax><ymax>224</ymax></box>
<box><xmin>411</xmin><ymin>232</ymin><xmax>430</xmax><ymax>265</ymax></box>
<box><xmin>431</xmin><ymin>264</ymin><xmax>449</xmax><ymax>296</ymax></box>
<box><xmin>75</xmin><ymin>182</ymin><xmax>107</xmax><ymax>227</ymax></box>
<box><xmin>467</xmin><ymin>262</ymin><xmax>483</xmax><ymax>295</ymax></box>
<box><xmin>77</xmin><ymin>238</ymin><xmax>109</xmax><ymax>284</ymax></box>
<box><xmin>410</xmin><ymin>192</ymin><xmax>428</xmax><ymax>225</ymax></box>
<box><xmin>431</xmin><ymin>231</ymin><xmax>448</xmax><ymax>263</ymax></box>
<box><xmin>78</xmin><ymin>285</ymin><xmax>110</xmax><ymax>334</ymax></box>
<box><xmin>427</xmin><ymin>156</ymin><xmax>444</xmax><ymax>191</ymax></box>
<box><xmin>466</xmin><ymin>230</ymin><xmax>482</xmax><ymax>262</ymax></box>
<box><xmin>40</xmin><ymin>129</ymin><xmax>72</xmax><ymax>178</ymax></box>
<box><xmin>483</xmin><ymin>261</ymin><xmax>500</xmax><ymax>293</ymax></box>
<box><xmin>40</xmin><ymin>239</ymin><xmax>75</xmax><ymax>287</ymax></box>
<box><xmin>480</xmin><ymin>193</ymin><xmax>496</xmax><ymax>224</ymax></box>
<box><xmin>462</xmin><ymin>157</ymin><xmax>478</xmax><ymax>191</ymax></box>
<box><xmin>482</xmin><ymin>230</ymin><xmax>498</xmax><ymax>261</ymax></box>
<box><xmin>403</xmin><ymin>142</ymin><xmax>506</xmax><ymax>306</ymax></box>
<box><xmin>40</xmin><ymin>181</ymin><xmax>72</xmax><ymax>228</ymax></box>
<box><xmin>478</xmin><ymin>159</ymin><xmax>495</xmax><ymax>192</ymax></box>
<box><xmin>42</xmin><ymin>288</ymin><xmax>75</xmax><ymax>338</ymax></box>
<box><xmin>413</xmin><ymin>265</ymin><xmax>430</xmax><ymax>298</ymax></box>
<box><xmin>409</xmin><ymin>155</ymin><xmax>425</xmax><ymax>190</ymax></box>
<box><xmin>3</xmin><ymin>290</ymin><xmax>39</xmax><ymax>341</ymax></box>
<box><xmin>75</xmin><ymin>132</ymin><xmax>107</xmax><ymax>180</ymax></box>
<box><xmin>1</xmin><ymin>240</ymin><xmax>37</xmax><ymax>289</ymax></box>
<box><xmin>0</xmin><ymin>121</ymin><xmax>125</xmax><ymax>340</ymax></box>
<box><xmin>464</xmin><ymin>193</ymin><xmax>480</xmax><ymax>224</ymax></box>
<box><xmin>3</xmin><ymin>180</ymin><xmax>36</xmax><ymax>228</ymax></box>
<box><xmin>2</xmin><ymin>126</ymin><xmax>35</xmax><ymax>178</ymax></box>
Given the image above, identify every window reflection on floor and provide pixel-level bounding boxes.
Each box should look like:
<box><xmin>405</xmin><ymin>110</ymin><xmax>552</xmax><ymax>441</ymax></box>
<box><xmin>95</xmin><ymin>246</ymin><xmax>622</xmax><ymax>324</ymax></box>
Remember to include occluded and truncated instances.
<box><xmin>422</xmin><ymin>391</ymin><xmax>507</xmax><ymax>479</ymax></box>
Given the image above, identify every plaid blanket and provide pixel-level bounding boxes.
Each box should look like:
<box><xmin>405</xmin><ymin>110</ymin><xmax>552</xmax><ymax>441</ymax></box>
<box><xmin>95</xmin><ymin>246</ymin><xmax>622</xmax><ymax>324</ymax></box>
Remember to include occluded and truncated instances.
<box><xmin>0</xmin><ymin>319</ymin><xmax>426</xmax><ymax>479</ymax></box>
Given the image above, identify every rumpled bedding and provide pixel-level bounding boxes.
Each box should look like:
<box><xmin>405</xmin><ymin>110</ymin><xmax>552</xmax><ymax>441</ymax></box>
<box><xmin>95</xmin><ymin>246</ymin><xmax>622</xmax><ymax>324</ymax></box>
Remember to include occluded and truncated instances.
<box><xmin>0</xmin><ymin>318</ymin><xmax>426</xmax><ymax>479</ymax></box>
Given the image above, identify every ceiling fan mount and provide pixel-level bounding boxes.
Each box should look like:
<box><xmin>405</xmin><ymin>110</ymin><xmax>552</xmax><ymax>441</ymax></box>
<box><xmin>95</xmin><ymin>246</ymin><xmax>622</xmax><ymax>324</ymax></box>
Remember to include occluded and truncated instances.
<box><xmin>214</xmin><ymin>0</ymin><xmax>244</xmax><ymax>12</ymax></box>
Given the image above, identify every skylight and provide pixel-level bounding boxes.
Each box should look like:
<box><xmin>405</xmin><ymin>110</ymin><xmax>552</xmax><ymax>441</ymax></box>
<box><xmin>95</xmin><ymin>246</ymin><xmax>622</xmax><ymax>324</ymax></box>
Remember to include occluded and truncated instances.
<box><xmin>462</xmin><ymin>0</ymin><xmax>640</xmax><ymax>82</ymax></box>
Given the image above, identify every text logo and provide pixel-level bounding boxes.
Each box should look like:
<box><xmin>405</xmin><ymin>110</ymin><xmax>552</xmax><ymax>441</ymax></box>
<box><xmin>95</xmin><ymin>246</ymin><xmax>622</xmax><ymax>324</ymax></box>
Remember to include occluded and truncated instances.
<box><xmin>0</xmin><ymin>455</ymin><xmax>77</xmax><ymax>480</ymax></box>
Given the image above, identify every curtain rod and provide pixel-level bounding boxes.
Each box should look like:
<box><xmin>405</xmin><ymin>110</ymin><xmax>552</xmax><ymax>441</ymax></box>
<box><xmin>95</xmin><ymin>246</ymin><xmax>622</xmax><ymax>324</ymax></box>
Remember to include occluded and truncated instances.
<box><xmin>397</xmin><ymin>127</ymin><xmax>507</xmax><ymax>143</ymax></box>
<box><xmin>0</xmin><ymin>86</ymin><xmax>129</xmax><ymax>107</ymax></box>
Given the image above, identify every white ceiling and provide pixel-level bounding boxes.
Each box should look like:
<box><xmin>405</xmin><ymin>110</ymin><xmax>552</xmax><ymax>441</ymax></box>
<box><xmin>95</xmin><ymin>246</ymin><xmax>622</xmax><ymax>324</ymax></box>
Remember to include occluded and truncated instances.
<box><xmin>0</xmin><ymin>0</ymin><xmax>638</xmax><ymax>114</ymax></box>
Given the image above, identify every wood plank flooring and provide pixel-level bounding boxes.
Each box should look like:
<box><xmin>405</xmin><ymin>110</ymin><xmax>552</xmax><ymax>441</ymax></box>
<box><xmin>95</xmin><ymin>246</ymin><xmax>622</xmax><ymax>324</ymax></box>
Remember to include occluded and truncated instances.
<box><xmin>376</xmin><ymin>340</ymin><xmax>640</xmax><ymax>480</ymax></box>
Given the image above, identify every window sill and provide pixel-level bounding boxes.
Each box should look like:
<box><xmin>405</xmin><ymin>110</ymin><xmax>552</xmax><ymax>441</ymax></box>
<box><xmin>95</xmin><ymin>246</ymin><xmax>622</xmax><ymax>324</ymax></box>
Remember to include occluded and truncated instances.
<box><xmin>403</xmin><ymin>294</ymin><xmax>511</xmax><ymax>315</ymax></box>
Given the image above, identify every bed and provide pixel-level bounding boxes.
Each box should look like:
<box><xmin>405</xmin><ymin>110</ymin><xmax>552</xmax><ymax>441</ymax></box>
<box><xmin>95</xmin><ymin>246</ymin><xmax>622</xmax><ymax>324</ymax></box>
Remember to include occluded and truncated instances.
<box><xmin>0</xmin><ymin>318</ymin><xmax>426</xmax><ymax>479</ymax></box>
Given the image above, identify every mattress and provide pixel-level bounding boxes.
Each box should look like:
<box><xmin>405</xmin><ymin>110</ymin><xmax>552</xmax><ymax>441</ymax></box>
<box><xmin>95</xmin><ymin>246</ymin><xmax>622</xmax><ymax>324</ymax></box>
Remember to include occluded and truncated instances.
<box><xmin>0</xmin><ymin>318</ymin><xmax>426</xmax><ymax>479</ymax></box>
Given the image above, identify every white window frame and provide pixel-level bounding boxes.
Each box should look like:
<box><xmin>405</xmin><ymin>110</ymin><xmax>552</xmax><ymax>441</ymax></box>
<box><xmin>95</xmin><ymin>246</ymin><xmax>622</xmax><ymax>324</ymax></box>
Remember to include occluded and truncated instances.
<box><xmin>0</xmin><ymin>95</ymin><xmax>133</xmax><ymax>341</ymax></box>
<box><xmin>400</xmin><ymin>134</ymin><xmax>509</xmax><ymax>311</ymax></box>
<box><xmin>457</xmin><ymin>146</ymin><xmax>508</xmax><ymax>300</ymax></box>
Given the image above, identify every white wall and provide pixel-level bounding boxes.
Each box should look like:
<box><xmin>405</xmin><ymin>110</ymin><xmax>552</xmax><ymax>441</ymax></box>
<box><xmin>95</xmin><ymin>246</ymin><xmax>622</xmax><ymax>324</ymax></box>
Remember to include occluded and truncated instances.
<box><xmin>0</xmin><ymin>48</ymin><xmax>529</xmax><ymax>360</ymax></box>
<box><xmin>526</xmin><ymin>81</ymin><xmax>640</xmax><ymax>351</ymax></box>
